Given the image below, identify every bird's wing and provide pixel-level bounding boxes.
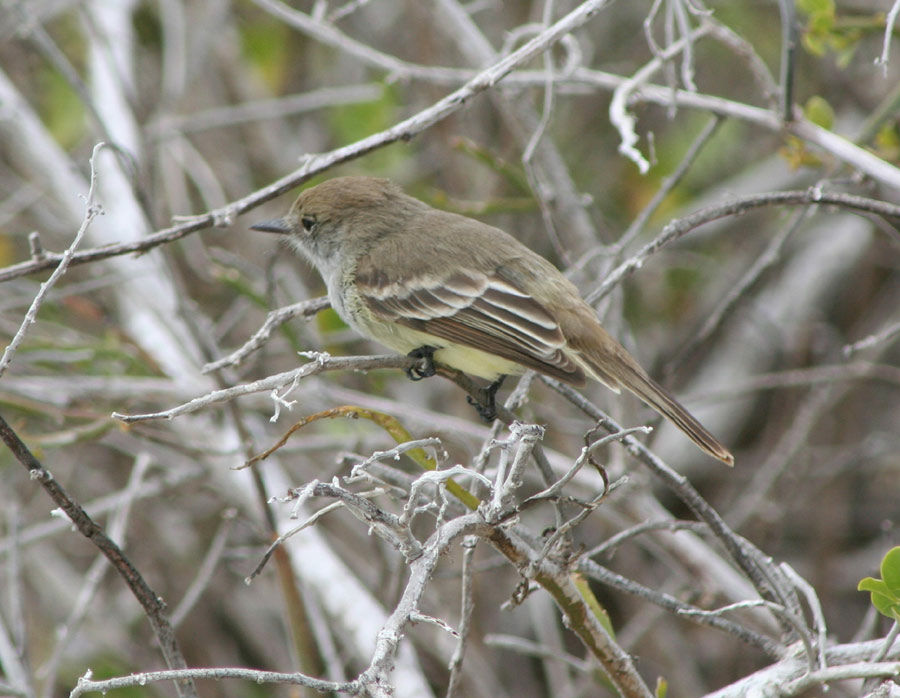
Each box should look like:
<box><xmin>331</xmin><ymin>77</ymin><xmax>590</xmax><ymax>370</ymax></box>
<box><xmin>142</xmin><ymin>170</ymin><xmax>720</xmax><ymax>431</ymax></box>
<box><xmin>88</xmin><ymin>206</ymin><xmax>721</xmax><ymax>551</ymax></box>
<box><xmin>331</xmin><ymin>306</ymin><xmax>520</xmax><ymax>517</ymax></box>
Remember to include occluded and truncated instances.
<box><xmin>356</xmin><ymin>266</ymin><xmax>586</xmax><ymax>384</ymax></box>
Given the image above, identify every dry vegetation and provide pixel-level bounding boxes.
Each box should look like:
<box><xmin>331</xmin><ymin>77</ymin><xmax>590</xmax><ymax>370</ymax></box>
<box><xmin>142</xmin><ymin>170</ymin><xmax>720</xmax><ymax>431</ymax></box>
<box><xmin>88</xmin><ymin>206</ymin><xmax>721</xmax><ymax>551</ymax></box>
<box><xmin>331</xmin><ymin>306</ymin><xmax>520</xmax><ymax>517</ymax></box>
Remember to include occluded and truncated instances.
<box><xmin>1</xmin><ymin>1</ymin><xmax>899</xmax><ymax>697</ymax></box>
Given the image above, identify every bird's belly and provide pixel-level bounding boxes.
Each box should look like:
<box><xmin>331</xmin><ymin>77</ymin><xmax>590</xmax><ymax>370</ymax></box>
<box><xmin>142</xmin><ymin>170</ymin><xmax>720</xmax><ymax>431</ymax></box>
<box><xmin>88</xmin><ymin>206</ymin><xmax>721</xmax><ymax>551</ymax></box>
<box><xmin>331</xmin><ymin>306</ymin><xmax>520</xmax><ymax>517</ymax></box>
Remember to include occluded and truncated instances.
<box><xmin>359</xmin><ymin>318</ymin><xmax>524</xmax><ymax>380</ymax></box>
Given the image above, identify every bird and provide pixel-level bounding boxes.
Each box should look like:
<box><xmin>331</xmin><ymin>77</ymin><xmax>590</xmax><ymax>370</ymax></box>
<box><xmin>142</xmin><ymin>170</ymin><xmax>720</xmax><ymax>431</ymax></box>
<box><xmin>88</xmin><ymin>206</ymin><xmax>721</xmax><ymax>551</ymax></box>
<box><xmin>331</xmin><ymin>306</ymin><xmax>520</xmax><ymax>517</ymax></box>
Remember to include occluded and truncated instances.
<box><xmin>251</xmin><ymin>176</ymin><xmax>734</xmax><ymax>465</ymax></box>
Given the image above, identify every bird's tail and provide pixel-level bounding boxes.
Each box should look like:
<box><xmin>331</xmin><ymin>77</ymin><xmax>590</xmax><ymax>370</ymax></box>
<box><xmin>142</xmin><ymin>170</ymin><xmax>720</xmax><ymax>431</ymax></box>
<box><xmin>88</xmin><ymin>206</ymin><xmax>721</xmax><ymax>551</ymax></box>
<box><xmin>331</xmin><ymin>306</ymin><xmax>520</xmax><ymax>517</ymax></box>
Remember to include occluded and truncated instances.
<box><xmin>581</xmin><ymin>345</ymin><xmax>734</xmax><ymax>466</ymax></box>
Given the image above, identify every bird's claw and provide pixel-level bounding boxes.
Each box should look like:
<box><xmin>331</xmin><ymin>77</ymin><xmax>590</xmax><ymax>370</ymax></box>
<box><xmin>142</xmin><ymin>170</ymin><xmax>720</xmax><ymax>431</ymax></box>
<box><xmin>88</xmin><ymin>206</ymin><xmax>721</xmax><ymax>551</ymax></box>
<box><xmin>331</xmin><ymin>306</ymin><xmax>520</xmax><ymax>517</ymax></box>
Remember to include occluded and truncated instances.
<box><xmin>466</xmin><ymin>376</ymin><xmax>505</xmax><ymax>422</ymax></box>
<box><xmin>406</xmin><ymin>346</ymin><xmax>437</xmax><ymax>381</ymax></box>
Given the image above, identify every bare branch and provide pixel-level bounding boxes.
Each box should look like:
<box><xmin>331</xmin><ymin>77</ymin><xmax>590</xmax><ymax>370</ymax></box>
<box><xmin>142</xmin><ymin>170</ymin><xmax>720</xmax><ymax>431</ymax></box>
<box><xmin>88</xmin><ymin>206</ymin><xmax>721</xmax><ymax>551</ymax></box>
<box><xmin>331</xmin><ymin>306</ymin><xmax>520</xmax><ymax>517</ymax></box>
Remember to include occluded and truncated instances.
<box><xmin>587</xmin><ymin>188</ymin><xmax>900</xmax><ymax>304</ymax></box>
<box><xmin>0</xmin><ymin>416</ymin><xmax>197</xmax><ymax>697</ymax></box>
<box><xmin>0</xmin><ymin>143</ymin><xmax>105</xmax><ymax>379</ymax></box>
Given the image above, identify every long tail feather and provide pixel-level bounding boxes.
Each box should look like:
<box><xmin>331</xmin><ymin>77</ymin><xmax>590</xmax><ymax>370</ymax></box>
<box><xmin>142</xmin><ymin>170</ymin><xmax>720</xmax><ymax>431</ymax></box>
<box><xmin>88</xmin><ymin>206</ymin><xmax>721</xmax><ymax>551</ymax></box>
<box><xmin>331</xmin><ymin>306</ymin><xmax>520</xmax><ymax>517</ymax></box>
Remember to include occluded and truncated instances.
<box><xmin>582</xmin><ymin>348</ymin><xmax>734</xmax><ymax>465</ymax></box>
<box><xmin>618</xmin><ymin>369</ymin><xmax>734</xmax><ymax>465</ymax></box>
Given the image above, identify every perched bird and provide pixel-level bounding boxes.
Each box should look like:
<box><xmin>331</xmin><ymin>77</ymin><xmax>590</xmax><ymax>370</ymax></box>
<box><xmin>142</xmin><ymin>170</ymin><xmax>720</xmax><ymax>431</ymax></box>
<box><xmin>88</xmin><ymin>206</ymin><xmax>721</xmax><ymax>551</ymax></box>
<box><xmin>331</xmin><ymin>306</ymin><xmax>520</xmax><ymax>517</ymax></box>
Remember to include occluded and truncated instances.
<box><xmin>252</xmin><ymin>176</ymin><xmax>733</xmax><ymax>465</ymax></box>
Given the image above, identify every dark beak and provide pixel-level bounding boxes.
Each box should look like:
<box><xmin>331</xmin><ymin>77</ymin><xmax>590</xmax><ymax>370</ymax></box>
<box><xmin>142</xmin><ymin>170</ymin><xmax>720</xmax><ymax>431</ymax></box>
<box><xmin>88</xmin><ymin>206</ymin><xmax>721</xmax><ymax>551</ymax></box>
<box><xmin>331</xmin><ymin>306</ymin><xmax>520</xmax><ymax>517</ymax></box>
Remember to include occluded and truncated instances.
<box><xmin>250</xmin><ymin>217</ymin><xmax>292</xmax><ymax>234</ymax></box>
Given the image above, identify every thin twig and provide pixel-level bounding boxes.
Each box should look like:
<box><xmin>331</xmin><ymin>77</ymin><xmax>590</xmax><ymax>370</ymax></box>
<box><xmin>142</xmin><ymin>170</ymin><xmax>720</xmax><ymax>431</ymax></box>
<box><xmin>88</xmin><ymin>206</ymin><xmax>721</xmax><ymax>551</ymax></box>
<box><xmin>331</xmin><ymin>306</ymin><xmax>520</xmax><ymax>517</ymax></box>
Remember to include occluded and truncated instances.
<box><xmin>541</xmin><ymin>378</ymin><xmax>801</xmax><ymax>619</ymax></box>
<box><xmin>446</xmin><ymin>537</ymin><xmax>477</xmax><ymax>698</ymax></box>
<box><xmin>580</xmin><ymin>559</ymin><xmax>781</xmax><ymax>655</ymax></box>
<box><xmin>0</xmin><ymin>143</ymin><xmax>105</xmax><ymax>379</ymax></box>
<box><xmin>586</xmin><ymin>188</ymin><xmax>900</xmax><ymax>304</ymax></box>
<box><xmin>777</xmin><ymin>0</ymin><xmax>797</xmax><ymax>122</ymax></box>
<box><xmin>0</xmin><ymin>415</ymin><xmax>197</xmax><ymax>698</ymax></box>
<box><xmin>666</xmin><ymin>205</ymin><xmax>810</xmax><ymax>374</ymax></box>
<box><xmin>843</xmin><ymin>320</ymin><xmax>900</xmax><ymax>358</ymax></box>
<box><xmin>113</xmin><ymin>354</ymin><xmax>417</xmax><ymax>423</ymax></box>
<box><xmin>614</xmin><ymin>113</ymin><xmax>722</xmax><ymax>253</ymax></box>
<box><xmin>69</xmin><ymin>667</ymin><xmax>352</xmax><ymax>697</ymax></box>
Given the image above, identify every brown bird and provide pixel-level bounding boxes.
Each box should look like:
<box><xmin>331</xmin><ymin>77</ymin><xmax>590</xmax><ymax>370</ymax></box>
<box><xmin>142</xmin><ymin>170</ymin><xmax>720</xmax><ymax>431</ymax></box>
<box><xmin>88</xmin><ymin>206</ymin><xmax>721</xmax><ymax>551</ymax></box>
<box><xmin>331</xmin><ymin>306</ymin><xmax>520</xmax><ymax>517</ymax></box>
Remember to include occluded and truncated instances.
<box><xmin>252</xmin><ymin>176</ymin><xmax>733</xmax><ymax>465</ymax></box>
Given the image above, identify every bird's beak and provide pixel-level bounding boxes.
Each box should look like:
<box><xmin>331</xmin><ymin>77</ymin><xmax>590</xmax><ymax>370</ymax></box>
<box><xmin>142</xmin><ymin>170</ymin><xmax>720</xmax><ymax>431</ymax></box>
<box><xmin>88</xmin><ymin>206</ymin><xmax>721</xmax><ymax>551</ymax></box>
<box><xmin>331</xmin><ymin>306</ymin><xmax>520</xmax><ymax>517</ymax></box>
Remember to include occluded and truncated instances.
<box><xmin>250</xmin><ymin>217</ymin><xmax>292</xmax><ymax>234</ymax></box>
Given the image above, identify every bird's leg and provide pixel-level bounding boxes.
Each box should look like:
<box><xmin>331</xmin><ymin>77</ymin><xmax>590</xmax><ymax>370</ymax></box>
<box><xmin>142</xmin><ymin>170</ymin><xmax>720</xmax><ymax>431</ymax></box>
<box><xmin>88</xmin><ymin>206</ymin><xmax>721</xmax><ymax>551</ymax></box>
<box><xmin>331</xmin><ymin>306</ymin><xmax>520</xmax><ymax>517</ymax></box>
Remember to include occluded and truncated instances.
<box><xmin>467</xmin><ymin>375</ymin><xmax>506</xmax><ymax>422</ymax></box>
<box><xmin>406</xmin><ymin>345</ymin><xmax>438</xmax><ymax>381</ymax></box>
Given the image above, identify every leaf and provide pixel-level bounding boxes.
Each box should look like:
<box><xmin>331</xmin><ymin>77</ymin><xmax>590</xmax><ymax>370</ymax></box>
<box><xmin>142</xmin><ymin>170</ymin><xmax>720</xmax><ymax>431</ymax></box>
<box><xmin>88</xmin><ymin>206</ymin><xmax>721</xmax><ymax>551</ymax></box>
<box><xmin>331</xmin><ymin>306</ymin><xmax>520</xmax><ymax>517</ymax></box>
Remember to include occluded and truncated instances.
<box><xmin>246</xmin><ymin>405</ymin><xmax>480</xmax><ymax>510</ymax></box>
<box><xmin>655</xmin><ymin>676</ymin><xmax>669</xmax><ymax>698</ymax></box>
<box><xmin>858</xmin><ymin>577</ymin><xmax>889</xmax><ymax>594</ymax></box>
<box><xmin>797</xmin><ymin>0</ymin><xmax>835</xmax><ymax>17</ymax></box>
<box><xmin>804</xmin><ymin>96</ymin><xmax>835</xmax><ymax>130</ymax></box>
<box><xmin>859</xmin><ymin>548</ymin><xmax>900</xmax><ymax>621</ymax></box>
<box><xmin>241</xmin><ymin>16</ymin><xmax>292</xmax><ymax>91</ymax></box>
<box><xmin>573</xmin><ymin>572</ymin><xmax>615</xmax><ymax>638</ymax></box>
<box><xmin>880</xmin><ymin>546</ymin><xmax>900</xmax><ymax>594</ymax></box>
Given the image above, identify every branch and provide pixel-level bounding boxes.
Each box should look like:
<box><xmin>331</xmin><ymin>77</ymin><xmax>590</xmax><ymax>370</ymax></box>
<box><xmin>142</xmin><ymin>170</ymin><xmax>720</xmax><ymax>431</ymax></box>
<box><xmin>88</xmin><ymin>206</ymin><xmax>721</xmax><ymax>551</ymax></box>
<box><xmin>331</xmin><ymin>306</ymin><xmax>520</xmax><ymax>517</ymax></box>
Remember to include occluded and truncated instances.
<box><xmin>587</xmin><ymin>188</ymin><xmax>900</xmax><ymax>304</ymax></box>
<box><xmin>0</xmin><ymin>143</ymin><xmax>105</xmax><ymax>378</ymax></box>
<box><xmin>70</xmin><ymin>667</ymin><xmax>351</xmax><ymax>698</ymax></box>
<box><xmin>112</xmin><ymin>354</ymin><xmax>417</xmax><ymax>423</ymax></box>
<box><xmin>541</xmin><ymin>378</ymin><xmax>803</xmax><ymax>621</ymax></box>
<box><xmin>202</xmin><ymin>297</ymin><xmax>331</xmax><ymax>373</ymax></box>
<box><xmin>1</xmin><ymin>0</ymin><xmax>616</xmax><ymax>285</ymax></box>
<box><xmin>0</xmin><ymin>415</ymin><xmax>197</xmax><ymax>698</ymax></box>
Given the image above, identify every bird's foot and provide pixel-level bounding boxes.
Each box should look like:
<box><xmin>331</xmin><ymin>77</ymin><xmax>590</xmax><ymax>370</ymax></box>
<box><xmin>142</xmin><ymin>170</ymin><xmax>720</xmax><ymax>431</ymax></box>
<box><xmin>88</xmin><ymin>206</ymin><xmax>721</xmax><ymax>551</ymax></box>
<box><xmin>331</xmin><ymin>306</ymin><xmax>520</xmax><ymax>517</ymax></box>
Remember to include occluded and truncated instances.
<box><xmin>466</xmin><ymin>376</ymin><xmax>506</xmax><ymax>422</ymax></box>
<box><xmin>406</xmin><ymin>346</ymin><xmax>438</xmax><ymax>381</ymax></box>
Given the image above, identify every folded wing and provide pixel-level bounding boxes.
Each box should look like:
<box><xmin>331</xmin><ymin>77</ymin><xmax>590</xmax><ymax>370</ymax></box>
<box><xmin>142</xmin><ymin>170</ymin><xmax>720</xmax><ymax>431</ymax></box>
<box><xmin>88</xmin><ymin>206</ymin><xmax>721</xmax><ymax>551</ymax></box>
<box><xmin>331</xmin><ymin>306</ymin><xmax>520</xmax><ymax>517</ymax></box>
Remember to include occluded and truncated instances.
<box><xmin>357</xmin><ymin>268</ymin><xmax>586</xmax><ymax>385</ymax></box>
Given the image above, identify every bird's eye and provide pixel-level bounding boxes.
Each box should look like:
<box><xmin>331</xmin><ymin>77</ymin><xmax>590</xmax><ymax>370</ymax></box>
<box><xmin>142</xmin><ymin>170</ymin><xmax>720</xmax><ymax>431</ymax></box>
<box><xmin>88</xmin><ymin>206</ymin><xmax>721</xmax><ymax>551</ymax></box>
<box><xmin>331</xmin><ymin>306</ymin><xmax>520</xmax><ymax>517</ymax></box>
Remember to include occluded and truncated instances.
<box><xmin>301</xmin><ymin>215</ymin><xmax>317</xmax><ymax>232</ymax></box>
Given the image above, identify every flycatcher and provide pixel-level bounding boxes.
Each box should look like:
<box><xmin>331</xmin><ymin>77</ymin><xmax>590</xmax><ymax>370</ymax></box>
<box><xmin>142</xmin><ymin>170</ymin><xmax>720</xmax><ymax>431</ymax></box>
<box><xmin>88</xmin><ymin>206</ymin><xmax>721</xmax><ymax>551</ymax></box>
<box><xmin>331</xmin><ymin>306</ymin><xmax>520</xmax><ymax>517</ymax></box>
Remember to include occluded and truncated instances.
<box><xmin>252</xmin><ymin>176</ymin><xmax>733</xmax><ymax>465</ymax></box>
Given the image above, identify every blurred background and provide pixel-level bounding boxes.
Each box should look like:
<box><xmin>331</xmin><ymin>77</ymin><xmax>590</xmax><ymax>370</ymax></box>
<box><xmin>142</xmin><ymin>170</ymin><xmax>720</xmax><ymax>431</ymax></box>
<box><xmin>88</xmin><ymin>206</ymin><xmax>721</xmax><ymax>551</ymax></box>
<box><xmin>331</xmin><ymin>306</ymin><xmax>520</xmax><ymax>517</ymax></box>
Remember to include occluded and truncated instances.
<box><xmin>1</xmin><ymin>1</ymin><xmax>898</xmax><ymax>696</ymax></box>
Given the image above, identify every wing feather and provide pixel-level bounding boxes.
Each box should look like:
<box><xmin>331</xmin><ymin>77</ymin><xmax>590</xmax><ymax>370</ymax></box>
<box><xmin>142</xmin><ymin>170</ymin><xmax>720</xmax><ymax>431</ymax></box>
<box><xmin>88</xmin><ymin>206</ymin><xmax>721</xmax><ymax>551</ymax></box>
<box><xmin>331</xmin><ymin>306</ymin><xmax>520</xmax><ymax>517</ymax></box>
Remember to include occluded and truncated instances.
<box><xmin>357</xmin><ymin>267</ymin><xmax>585</xmax><ymax>384</ymax></box>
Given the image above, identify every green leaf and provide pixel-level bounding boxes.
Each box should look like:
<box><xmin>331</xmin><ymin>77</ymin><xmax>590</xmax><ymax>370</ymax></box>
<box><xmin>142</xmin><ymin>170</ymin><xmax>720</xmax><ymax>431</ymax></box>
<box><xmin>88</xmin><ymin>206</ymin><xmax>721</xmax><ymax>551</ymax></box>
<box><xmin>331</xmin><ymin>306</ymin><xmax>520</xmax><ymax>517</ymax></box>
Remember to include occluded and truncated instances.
<box><xmin>875</xmin><ymin>122</ymin><xmax>900</xmax><ymax>161</ymax></box>
<box><xmin>859</xmin><ymin>548</ymin><xmax>900</xmax><ymax>621</ymax></box>
<box><xmin>39</xmin><ymin>68</ymin><xmax>85</xmax><ymax>148</ymax></box>
<box><xmin>873</xmin><ymin>593</ymin><xmax>900</xmax><ymax>620</ymax></box>
<box><xmin>317</xmin><ymin>307</ymin><xmax>348</xmax><ymax>333</ymax></box>
<box><xmin>858</xmin><ymin>577</ymin><xmax>889</xmax><ymax>595</ymax></box>
<box><xmin>241</xmin><ymin>16</ymin><xmax>292</xmax><ymax>91</ymax></box>
<box><xmin>326</xmin><ymin>84</ymin><xmax>403</xmax><ymax>174</ymax></box>
<box><xmin>655</xmin><ymin>676</ymin><xmax>669</xmax><ymax>698</ymax></box>
<box><xmin>880</xmin><ymin>546</ymin><xmax>900</xmax><ymax>594</ymax></box>
<box><xmin>804</xmin><ymin>96</ymin><xmax>834</xmax><ymax>130</ymax></box>
<box><xmin>246</xmin><ymin>406</ymin><xmax>480</xmax><ymax>511</ymax></box>
<box><xmin>797</xmin><ymin>0</ymin><xmax>835</xmax><ymax>17</ymax></box>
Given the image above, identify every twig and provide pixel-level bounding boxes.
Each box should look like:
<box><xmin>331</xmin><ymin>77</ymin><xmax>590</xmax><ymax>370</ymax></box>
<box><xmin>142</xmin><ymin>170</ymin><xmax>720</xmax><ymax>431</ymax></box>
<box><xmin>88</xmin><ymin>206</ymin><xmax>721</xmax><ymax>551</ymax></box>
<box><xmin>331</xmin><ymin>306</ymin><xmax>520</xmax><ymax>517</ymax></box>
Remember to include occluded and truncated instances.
<box><xmin>679</xmin><ymin>599</ymin><xmax>817</xmax><ymax>671</ymax></box>
<box><xmin>246</xmin><ymin>500</ymin><xmax>349</xmax><ymax>584</ymax></box>
<box><xmin>777</xmin><ymin>0</ymin><xmax>797</xmax><ymax>122</ymax></box>
<box><xmin>541</xmin><ymin>378</ymin><xmax>801</xmax><ymax>618</ymax></box>
<box><xmin>354</xmin><ymin>513</ymin><xmax>490</xmax><ymax>697</ymax></box>
<box><xmin>0</xmin><ymin>415</ymin><xmax>197</xmax><ymax>697</ymax></box>
<box><xmin>521</xmin><ymin>1</ymin><xmax>568</xmax><ymax>263</ymax></box>
<box><xmin>295</xmin><ymin>481</ymin><xmax>423</xmax><ymax>562</ymax></box>
<box><xmin>870</xmin><ymin>622</ymin><xmax>900</xmax><ymax>665</ymax></box>
<box><xmin>446</xmin><ymin>537</ymin><xmax>477</xmax><ymax>698</ymax></box>
<box><xmin>780</xmin><ymin>562</ymin><xmax>828</xmax><ymax>672</ymax></box>
<box><xmin>843</xmin><ymin>320</ymin><xmax>900</xmax><ymax>358</ymax></box>
<box><xmin>611</xmin><ymin>24</ymin><xmax>713</xmax><ymax>173</ymax></box>
<box><xmin>694</xmin><ymin>362</ymin><xmax>900</xmax><ymax>400</ymax></box>
<box><xmin>170</xmin><ymin>510</ymin><xmax>236</xmax><ymax>628</ymax></box>
<box><xmin>519</xmin><ymin>427</ymin><xmax>647</xmax><ymax>507</ymax></box>
<box><xmin>613</xmin><ymin>114</ymin><xmax>722</xmax><ymax>253</ymax></box>
<box><xmin>113</xmin><ymin>354</ymin><xmax>417</xmax><ymax>423</ymax></box>
<box><xmin>487</xmin><ymin>422</ymin><xmax>545</xmax><ymax>518</ymax></box>
<box><xmin>0</xmin><ymin>506</ymin><xmax>31</xmax><ymax>698</ymax></box>
<box><xmin>39</xmin><ymin>454</ymin><xmax>151</xmax><ymax>698</ymax></box>
<box><xmin>586</xmin><ymin>519</ymin><xmax>710</xmax><ymax>559</ymax></box>
<box><xmin>667</xmin><ymin>205</ymin><xmax>810</xmax><ymax>373</ymax></box>
<box><xmin>877</xmin><ymin>0</ymin><xmax>900</xmax><ymax>74</ymax></box>
<box><xmin>704</xmin><ymin>639</ymin><xmax>900</xmax><ymax>697</ymax></box>
<box><xmin>69</xmin><ymin>667</ymin><xmax>352</xmax><ymax>697</ymax></box>
<box><xmin>586</xmin><ymin>188</ymin><xmax>900</xmax><ymax>304</ymax></box>
<box><xmin>0</xmin><ymin>143</ymin><xmax>105</xmax><ymax>379</ymax></box>
<box><xmin>483</xmin><ymin>633</ymin><xmax>593</xmax><ymax>671</ymax></box>
<box><xmin>580</xmin><ymin>559</ymin><xmax>782</xmax><ymax>656</ymax></box>
<box><xmin>150</xmin><ymin>85</ymin><xmax>383</xmax><ymax>138</ymax></box>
